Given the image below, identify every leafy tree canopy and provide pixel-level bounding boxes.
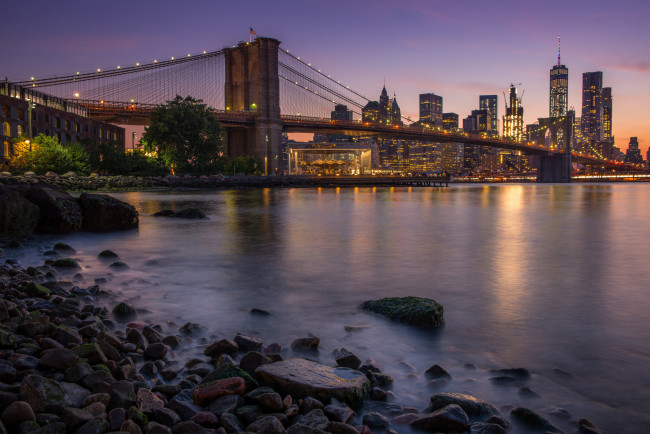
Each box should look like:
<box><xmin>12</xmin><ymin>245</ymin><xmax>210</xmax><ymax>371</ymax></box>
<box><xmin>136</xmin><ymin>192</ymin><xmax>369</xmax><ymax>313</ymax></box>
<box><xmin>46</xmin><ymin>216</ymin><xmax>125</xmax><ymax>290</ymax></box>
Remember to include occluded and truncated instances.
<box><xmin>142</xmin><ymin>95</ymin><xmax>224</xmax><ymax>172</ymax></box>
<box><xmin>9</xmin><ymin>134</ymin><xmax>90</xmax><ymax>175</ymax></box>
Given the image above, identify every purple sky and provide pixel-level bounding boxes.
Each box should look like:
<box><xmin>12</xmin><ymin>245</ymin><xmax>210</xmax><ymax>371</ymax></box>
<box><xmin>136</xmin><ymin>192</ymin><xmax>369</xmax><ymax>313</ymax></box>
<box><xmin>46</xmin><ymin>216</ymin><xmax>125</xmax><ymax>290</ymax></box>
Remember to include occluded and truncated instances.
<box><xmin>3</xmin><ymin>0</ymin><xmax>649</xmax><ymax>154</ymax></box>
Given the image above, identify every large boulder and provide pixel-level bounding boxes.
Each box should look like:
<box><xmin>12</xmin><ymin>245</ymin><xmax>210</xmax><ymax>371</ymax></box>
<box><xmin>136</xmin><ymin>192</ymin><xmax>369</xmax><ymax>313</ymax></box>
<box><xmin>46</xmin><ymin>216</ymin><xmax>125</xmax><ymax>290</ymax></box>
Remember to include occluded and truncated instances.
<box><xmin>255</xmin><ymin>358</ymin><xmax>369</xmax><ymax>406</ymax></box>
<box><xmin>0</xmin><ymin>186</ymin><xmax>39</xmax><ymax>237</ymax></box>
<box><xmin>360</xmin><ymin>296</ymin><xmax>444</xmax><ymax>329</ymax></box>
<box><xmin>26</xmin><ymin>183</ymin><xmax>82</xmax><ymax>233</ymax></box>
<box><xmin>78</xmin><ymin>192</ymin><xmax>139</xmax><ymax>230</ymax></box>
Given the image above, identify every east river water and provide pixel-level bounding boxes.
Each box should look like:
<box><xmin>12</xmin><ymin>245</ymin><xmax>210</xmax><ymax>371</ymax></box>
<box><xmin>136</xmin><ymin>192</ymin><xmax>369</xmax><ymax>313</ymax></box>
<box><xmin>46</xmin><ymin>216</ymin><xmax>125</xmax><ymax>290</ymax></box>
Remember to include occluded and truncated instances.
<box><xmin>12</xmin><ymin>184</ymin><xmax>650</xmax><ymax>433</ymax></box>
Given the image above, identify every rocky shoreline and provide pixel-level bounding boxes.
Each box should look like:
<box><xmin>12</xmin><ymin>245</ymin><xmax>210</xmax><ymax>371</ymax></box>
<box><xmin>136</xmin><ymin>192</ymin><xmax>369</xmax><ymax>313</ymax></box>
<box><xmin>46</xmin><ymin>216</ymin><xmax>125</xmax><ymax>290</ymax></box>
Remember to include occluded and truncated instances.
<box><xmin>0</xmin><ymin>241</ymin><xmax>606</xmax><ymax>434</ymax></box>
<box><xmin>0</xmin><ymin>173</ymin><xmax>319</xmax><ymax>192</ymax></box>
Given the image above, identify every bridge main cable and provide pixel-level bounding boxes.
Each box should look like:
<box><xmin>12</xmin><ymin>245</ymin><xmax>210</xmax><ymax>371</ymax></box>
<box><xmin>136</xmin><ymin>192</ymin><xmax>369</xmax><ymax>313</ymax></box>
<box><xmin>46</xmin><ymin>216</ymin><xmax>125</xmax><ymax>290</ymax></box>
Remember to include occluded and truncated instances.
<box><xmin>279</xmin><ymin>49</ymin><xmax>371</xmax><ymax>104</ymax></box>
<box><xmin>13</xmin><ymin>50</ymin><xmax>224</xmax><ymax>88</ymax></box>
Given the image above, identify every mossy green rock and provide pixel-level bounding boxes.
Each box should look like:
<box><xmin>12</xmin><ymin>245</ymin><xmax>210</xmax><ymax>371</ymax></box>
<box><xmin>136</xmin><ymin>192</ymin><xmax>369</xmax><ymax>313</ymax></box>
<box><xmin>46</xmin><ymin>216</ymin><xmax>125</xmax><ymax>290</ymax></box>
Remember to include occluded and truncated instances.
<box><xmin>201</xmin><ymin>364</ymin><xmax>259</xmax><ymax>392</ymax></box>
<box><xmin>21</xmin><ymin>282</ymin><xmax>52</xmax><ymax>298</ymax></box>
<box><xmin>51</xmin><ymin>258</ymin><xmax>79</xmax><ymax>268</ymax></box>
<box><xmin>128</xmin><ymin>406</ymin><xmax>149</xmax><ymax>426</ymax></box>
<box><xmin>98</xmin><ymin>250</ymin><xmax>118</xmax><ymax>258</ymax></box>
<box><xmin>360</xmin><ymin>296</ymin><xmax>444</xmax><ymax>329</ymax></box>
<box><xmin>20</xmin><ymin>374</ymin><xmax>71</xmax><ymax>413</ymax></box>
<box><xmin>255</xmin><ymin>358</ymin><xmax>369</xmax><ymax>406</ymax></box>
<box><xmin>53</xmin><ymin>242</ymin><xmax>75</xmax><ymax>252</ymax></box>
<box><xmin>112</xmin><ymin>302</ymin><xmax>137</xmax><ymax>322</ymax></box>
<box><xmin>0</xmin><ymin>328</ymin><xmax>17</xmax><ymax>348</ymax></box>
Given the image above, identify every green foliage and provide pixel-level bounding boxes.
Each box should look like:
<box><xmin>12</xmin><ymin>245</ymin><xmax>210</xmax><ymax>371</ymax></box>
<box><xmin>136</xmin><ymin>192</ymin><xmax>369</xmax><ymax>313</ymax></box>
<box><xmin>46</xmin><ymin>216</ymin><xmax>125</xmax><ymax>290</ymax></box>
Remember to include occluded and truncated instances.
<box><xmin>10</xmin><ymin>134</ymin><xmax>90</xmax><ymax>175</ymax></box>
<box><xmin>142</xmin><ymin>95</ymin><xmax>225</xmax><ymax>172</ymax></box>
<box><xmin>86</xmin><ymin>141</ymin><xmax>168</xmax><ymax>176</ymax></box>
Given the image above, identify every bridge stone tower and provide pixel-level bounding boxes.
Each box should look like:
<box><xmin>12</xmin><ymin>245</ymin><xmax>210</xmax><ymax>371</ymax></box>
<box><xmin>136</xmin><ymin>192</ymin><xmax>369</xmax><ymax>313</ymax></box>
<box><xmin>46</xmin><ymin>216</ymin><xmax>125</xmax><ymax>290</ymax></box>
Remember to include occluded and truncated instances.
<box><xmin>535</xmin><ymin>112</ymin><xmax>574</xmax><ymax>182</ymax></box>
<box><xmin>224</xmin><ymin>37</ymin><xmax>282</xmax><ymax>175</ymax></box>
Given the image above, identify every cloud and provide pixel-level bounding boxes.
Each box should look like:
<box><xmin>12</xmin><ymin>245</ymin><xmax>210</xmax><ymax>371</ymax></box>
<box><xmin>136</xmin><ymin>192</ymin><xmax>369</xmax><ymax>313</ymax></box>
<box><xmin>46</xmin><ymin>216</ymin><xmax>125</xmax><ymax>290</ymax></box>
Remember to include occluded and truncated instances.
<box><xmin>610</xmin><ymin>62</ymin><xmax>650</xmax><ymax>73</ymax></box>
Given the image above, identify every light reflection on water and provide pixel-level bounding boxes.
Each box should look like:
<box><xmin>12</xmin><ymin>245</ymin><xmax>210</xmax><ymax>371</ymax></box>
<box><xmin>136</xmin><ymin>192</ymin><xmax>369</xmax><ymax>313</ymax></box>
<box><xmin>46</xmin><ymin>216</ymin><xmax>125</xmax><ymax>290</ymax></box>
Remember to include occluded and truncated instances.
<box><xmin>13</xmin><ymin>184</ymin><xmax>650</xmax><ymax>433</ymax></box>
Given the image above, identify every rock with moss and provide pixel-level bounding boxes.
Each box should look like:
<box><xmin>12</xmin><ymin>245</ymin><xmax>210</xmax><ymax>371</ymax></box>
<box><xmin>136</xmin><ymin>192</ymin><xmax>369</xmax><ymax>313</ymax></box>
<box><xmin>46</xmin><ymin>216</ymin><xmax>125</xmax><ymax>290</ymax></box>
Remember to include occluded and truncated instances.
<box><xmin>112</xmin><ymin>302</ymin><xmax>137</xmax><ymax>323</ymax></box>
<box><xmin>200</xmin><ymin>364</ymin><xmax>259</xmax><ymax>392</ymax></box>
<box><xmin>20</xmin><ymin>374</ymin><xmax>71</xmax><ymax>413</ymax></box>
<box><xmin>20</xmin><ymin>282</ymin><xmax>51</xmax><ymax>298</ymax></box>
<box><xmin>53</xmin><ymin>242</ymin><xmax>75</xmax><ymax>252</ymax></box>
<box><xmin>360</xmin><ymin>296</ymin><xmax>444</xmax><ymax>329</ymax></box>
<box><xmin>427</xmin><ymin>393</ymin><xmax>499</xmax><ymax>420</ymax></box>
<box><xmin>98</xmin><ymin>250</ymin><xmax>118</xmax><ymax>259</ymax></box>
<box><xmin>51</xmin><ymin>258</ymin><xmax>79</xmax><ymax>268</ymax></box>
<box><xmin>255</xmin><ymin>358</ymin><xmax>369</xmax><ymax>406</ymax></box>
<box><xmin>0</xmin><ymin>328</ymin><xmax>17</xmax><ymax>348</ymax></box>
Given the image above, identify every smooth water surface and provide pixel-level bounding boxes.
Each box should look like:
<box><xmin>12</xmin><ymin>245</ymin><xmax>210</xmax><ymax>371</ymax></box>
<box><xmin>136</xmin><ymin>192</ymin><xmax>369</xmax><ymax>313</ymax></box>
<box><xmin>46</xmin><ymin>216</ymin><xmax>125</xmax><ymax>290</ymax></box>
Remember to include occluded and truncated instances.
<box><xmin>13</xmin><ymin>184</ymin><xmax>650</xmax><ymax>433</ymax></box>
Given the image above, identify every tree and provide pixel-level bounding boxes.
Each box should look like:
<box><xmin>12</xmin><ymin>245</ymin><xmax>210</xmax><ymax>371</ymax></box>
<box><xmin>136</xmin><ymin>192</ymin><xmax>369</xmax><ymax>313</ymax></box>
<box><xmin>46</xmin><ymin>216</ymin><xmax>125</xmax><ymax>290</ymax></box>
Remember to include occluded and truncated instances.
<box><xmin>142</xmin><ymin>95</ymin><xmax>224</xmax><ymax>173</ymax></box>
<box><xmin>9</xmin><ymin>134</ymin><xmax>90</xmax><ymax>175</ymax></box>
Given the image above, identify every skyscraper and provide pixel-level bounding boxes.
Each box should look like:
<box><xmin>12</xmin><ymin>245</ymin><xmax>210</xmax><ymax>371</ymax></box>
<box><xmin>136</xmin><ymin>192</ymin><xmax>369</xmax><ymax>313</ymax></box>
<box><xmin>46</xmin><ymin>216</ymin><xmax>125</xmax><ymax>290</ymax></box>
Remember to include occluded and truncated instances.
<box><xmin>581</xmin><ymin>71</ymin><xmax>603</xmax><ymax>143</ymax></box>
<box><xmin>602</xmin><ymin>87</ymin><xmax>612</xmax><ymax>140</ymax></box>
<box><xmin>624</xmin><ymin>137</ymin><xmax>643</xmax><ymax>165</ymax></box>
<box><xmin>389</xmin><ymin>95</ymin><xmax>402</xmax><ymax>126</ymax></box>
<box><xmin>442</xmin><ymin>113</ymin><xmax>459</xmax><ymax>131</ymax></box>
<box><xmin>503</xmin><ymin>84</ymin><xmax>524</xmax><ymax>141</ymax></box>
<box><xmin>419</xmin><ymin>93</ymin><xmax>443</xmax><ymax>127</ymax></box>
<box><xmin>479</xmin><ymin>95</ymin><xmax>498</xmax><ymax>134</ymax></box>
<box><xmin>550</xmin><ymin>36</ymin><xmax>568</xmax><ymax>118</ymax></box>
<box><xmin>379</xmin><ymin>85</ymin><xmax>390</xmax><ymax>123</ymax></box>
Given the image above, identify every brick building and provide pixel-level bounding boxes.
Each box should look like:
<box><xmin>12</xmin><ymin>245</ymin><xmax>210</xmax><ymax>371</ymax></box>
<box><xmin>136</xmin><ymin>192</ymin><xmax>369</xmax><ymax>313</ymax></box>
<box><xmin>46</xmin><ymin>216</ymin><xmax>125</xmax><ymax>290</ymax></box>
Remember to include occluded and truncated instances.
<box><xmin>1</xmin><ymin>81</ymin><xmax>124</xmax><ymax>163</ymax></box>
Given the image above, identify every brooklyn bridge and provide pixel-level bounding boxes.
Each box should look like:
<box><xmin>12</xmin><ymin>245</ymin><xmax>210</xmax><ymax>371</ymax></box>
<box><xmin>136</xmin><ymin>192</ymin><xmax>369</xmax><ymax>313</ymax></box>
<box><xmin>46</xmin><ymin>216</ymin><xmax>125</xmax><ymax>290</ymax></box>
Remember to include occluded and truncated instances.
<box><xmin>6</xmin><ymin>37</ymin><xmax>635</xmax><ymax>182</ymax></box>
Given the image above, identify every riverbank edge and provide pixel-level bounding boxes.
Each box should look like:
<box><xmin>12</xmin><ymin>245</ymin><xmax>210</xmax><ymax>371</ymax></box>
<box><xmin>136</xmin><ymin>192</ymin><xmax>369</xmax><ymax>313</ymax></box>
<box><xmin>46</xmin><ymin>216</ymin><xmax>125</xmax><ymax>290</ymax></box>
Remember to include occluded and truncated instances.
<box><xmin>0</xmin><ymin>241</ymin><xmax>606</xmax><ymax>434</ymax></box>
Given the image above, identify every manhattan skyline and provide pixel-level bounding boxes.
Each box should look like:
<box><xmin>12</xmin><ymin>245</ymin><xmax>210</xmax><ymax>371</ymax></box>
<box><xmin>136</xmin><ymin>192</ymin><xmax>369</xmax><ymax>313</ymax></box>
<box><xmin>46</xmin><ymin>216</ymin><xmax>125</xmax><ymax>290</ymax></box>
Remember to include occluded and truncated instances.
<box><xmin>2</xmin><ymin>0</ymin><xmax>648</xmax><ymax>154</ymax></box>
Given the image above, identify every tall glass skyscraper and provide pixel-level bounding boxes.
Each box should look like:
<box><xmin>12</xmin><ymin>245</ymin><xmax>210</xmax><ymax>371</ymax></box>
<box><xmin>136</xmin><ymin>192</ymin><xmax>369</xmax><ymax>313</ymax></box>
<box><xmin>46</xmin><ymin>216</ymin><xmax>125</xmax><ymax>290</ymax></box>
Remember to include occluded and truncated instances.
<box><xmin>479</xmin><ymin>95</ymin><xmax>498</xmax><ymax>135</ymax></box>
<box><xmin>550</xmin><ymin>36</ymin><xmax>568</xmax><ymax>118</ymax></box>
<box><xmin>602</xmin><ymin>87</ymin><xmax>612</xmax><ymax>140</ymax></box>
<box><xmin>419</xmin><ymin>93</ymin><xmax>443</xmax><ymax>127</ymax></box>
<box><xmin>581</xmin><ymin>71</ymin><xmax>603</xmax><ymax>142</ymax></box>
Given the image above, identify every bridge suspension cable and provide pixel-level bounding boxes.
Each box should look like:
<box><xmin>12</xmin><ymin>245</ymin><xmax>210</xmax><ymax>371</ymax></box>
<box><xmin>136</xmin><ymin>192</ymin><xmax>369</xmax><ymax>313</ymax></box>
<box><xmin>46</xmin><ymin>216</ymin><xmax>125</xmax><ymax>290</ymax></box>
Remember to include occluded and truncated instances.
<box><xmin>13</xmin><ymin>50</ymin><xmax>226</xmax><ymax>110</ymax></box>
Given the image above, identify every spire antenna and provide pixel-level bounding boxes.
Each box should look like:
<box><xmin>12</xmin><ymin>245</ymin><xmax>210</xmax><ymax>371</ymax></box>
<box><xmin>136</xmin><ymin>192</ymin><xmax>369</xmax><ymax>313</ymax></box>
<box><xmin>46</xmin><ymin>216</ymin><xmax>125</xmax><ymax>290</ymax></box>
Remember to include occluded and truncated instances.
<box><xmin>558</xmin><ymin>35</ymin><xmax>561</xmax><ymax>66</ymax></box>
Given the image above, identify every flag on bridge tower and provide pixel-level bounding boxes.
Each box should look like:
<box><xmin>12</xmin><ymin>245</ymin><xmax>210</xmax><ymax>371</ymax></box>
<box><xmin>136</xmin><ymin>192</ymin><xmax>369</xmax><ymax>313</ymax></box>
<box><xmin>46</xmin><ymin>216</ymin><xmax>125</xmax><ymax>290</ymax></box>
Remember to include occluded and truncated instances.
<box><xmin>249</xmin><ymin>27</ymin><xmax>257</xmax><ymax>42</ymax></box>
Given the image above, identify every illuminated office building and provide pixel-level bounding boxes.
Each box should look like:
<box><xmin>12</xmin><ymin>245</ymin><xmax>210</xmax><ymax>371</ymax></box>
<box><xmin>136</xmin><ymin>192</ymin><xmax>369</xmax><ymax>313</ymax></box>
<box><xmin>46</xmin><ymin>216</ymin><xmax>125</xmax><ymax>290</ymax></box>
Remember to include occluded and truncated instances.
<box><xmin>442</xmin><ymin>113</ymin><xmax>458</xmax><ymax>131</ymax></box>
<box><xmin>503</xmin><ymin>84</ymin><xmax>524</xmax><ymax>141</ymax></box>
<box><xmin>602</xmin><ymin>87</ymin><xmax>612</xmax><ymax>140</ymax></box>
<box><xmin>419</xmin><ymin>93</ymin><xmax>443</xmax><ymax>127</ymax></box>
<box><xmin>550</xmin><ymin>36</ymin><xmax>568</xmax><ymax>118</ymax></box>
<box><xmin>581</xmin><ymin>71</ymin><xmax>603</xmax><ymax>143</ymax></box>
<box><xmin>479</xmin><ymin>95</ymin><xmax>498</xmax><ymax>135</ymax></box>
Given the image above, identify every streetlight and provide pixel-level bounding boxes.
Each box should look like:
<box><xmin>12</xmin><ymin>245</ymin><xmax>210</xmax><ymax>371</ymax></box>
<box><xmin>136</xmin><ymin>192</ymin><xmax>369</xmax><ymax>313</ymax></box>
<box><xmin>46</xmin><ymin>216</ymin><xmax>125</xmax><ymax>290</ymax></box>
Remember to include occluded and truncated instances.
<box><xmin>26</xmin><ymin>98</ymin><xmax>36</xmax><ymax>144</ymax></box>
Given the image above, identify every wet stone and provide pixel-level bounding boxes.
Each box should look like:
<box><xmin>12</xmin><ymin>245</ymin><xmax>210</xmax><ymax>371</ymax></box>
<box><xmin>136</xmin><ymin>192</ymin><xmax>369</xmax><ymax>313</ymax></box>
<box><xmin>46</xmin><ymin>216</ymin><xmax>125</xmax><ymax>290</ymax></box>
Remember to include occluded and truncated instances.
<box><xmin>362</xmin><ymin>412</ymin><xmax>390</xmax><ymax>428</ymax></box>
<box><xmin>204</xmin><ymin>339</ymin><xmax>238</xmax><ymax>358</ymax></box>
<box><xmin>208</xmin><ymin>394</ymin><xmax>243</xmax><ymax>416</ymax></box>
<box><xmin>255</xmin><ymin>358</ymin><xmax>369</xmax><ymax>406</ymax></box>
<box><xmin>333</xmin><ymin>348</ymin><xmax>361</xmax><ymax>370</ymax></box>
<box><xmin>1</xmin><ymin>400</ymin><xmax>36</xmax><ymax>427</ymax></box>
<box><xmin>411</xmin><ymin>404</ymin><xmax>470</xmax><ymax>432</ymax></box>
<box><xmin>324</xmin><ymin>398</ymin><xmax>354</xmax><ymax>423</ymax></box>
<box><xmin>234</xmin><ymin>333</ymin><xmax>263</xmax><ymax>352</ymax></box>
<box><xmin>152</xmin><ymin>407</ymin><xmax>182</xmax><ymax>426</ymax></box>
